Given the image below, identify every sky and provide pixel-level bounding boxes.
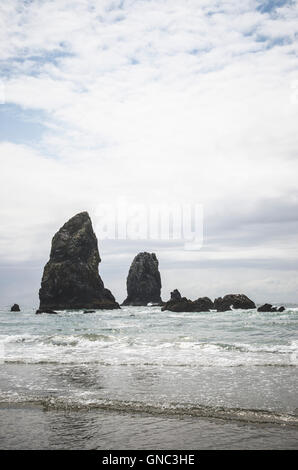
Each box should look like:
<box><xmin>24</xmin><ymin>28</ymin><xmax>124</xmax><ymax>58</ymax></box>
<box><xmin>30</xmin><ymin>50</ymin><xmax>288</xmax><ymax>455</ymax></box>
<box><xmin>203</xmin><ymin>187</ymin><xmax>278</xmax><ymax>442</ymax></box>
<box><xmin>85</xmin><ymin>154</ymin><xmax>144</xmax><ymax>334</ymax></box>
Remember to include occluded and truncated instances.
<box><xmin>1</xmin><ymin>0</ymin><xmax>298</xmax><ymax>307</ymax></box>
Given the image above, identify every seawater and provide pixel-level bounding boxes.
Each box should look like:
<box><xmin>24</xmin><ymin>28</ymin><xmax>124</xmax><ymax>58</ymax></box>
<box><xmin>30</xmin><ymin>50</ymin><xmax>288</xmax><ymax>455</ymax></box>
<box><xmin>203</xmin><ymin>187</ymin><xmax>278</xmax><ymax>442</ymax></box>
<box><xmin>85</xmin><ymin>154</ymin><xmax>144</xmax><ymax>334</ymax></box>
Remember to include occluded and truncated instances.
<box><xmin>0</xmin><ymin>306</ymin><xmax>298</xmax><ymax>449</ymax></box>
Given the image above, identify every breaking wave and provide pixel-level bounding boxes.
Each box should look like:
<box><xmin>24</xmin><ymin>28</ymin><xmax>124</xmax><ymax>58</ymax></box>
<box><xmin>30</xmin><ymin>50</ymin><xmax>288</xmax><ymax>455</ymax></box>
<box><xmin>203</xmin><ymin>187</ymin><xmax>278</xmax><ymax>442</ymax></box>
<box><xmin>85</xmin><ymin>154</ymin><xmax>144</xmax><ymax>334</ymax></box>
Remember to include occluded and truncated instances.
<box><xmin>1</xmin><ymin>333</ymin><xmax>298</xmax><ymax>367</ymax></box>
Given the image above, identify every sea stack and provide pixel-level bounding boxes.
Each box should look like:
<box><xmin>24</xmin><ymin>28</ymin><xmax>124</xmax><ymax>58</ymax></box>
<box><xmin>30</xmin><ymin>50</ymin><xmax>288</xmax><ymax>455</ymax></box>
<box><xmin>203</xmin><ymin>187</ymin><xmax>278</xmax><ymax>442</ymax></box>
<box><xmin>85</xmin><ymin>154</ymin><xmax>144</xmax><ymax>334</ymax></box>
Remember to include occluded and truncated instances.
<box><xmin>122</xmin><ymin>252</ymin><xmax>162</xmax><ymax>306</ymax></box>
<box><xmin>38</xmin><ymin>212</ymin><xmax>120</xmax><ymax>311</ymax></box>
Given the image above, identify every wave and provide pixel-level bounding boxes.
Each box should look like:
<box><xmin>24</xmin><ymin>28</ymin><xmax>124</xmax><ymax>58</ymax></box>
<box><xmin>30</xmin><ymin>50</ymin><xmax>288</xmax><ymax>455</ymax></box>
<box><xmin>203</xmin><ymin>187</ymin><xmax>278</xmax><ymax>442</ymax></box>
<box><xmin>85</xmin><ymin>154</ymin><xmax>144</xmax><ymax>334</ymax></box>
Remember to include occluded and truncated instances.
<box><xmin>2</xmin><ymin>333</ymin><xmax>298</xmax><ymax>350</ymax></box>
<box><xmin>1</xmin><ymin>334</ymin><xmax>298</xmax><ymax>366</ymax></box>
<box><xmin>1</xmin><ymin>394</ymin><xmax>297</xmax><ymax>426</ymax></box>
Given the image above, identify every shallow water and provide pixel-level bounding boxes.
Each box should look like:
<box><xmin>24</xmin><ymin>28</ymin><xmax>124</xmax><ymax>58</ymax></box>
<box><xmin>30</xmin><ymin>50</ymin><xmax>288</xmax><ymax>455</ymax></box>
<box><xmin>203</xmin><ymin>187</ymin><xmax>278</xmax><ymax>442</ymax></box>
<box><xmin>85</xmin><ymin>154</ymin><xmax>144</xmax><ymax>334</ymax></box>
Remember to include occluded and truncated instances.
<box><xmin>0</xmin><ymin>306</ymin><xmax>298</xmax><ymax>449</ymax></box>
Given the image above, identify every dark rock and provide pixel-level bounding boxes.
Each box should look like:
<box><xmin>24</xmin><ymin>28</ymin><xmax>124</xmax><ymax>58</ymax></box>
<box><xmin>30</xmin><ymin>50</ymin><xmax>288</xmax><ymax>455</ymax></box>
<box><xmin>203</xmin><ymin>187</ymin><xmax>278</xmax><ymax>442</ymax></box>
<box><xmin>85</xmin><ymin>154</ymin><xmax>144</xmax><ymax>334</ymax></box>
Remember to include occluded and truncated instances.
<box><xmin>192</xmin><ymin>297</ymin><xmax>214</xmax><ymax>312</ymax></box>
<box><xmin>257</xmin><ymin>303</ymin><xmax>285</xmax><ymax>313</ymax></box>
<box><xmin>38</xmin><ymin>212</ymin><xmax>120</xmax><ymax>311</ymax></box>
<box><xmin>161</xmin><ymin>293</ymin><xmax>214</xmax><ymax>312</ymax></box>
<box><xmin>10</xmin><ymin>304</ymin><xmax>20</xmax><ymax>312</ymax></box>
<box><xmin>35</xmin><ymin>308</ymin><xmax>58</xmax><ymax>314</ymax></box>
<box><xmin>162</xmin><ymin>296</ymin><xmax>192</xmax><ymax>312</ymax></box>
<box><xmin>162</xmin><ymin>292</ymin><xmax>254</xmax><ymax>313</ymax></box>
<box><xmin>170</xmin><ymin>289</ymin><xmax>182</xmax><ymax>302</ymax></box>
<box><xmin>214</xmin><ymin>294</ymin><xmax>256</xmax><ymax>312</ymax></box>
<box><xmin>122</xmin><ymin>252</ymin><xmax>162</xmax><ymax>306</ymax></box>
<box><xmin>257</xmin><ymin>303</ymin><xmax>273</xmax><ymax>312</ymax></box>
<box><xmin>258</xmin><ymin>303</ymin><xmax>276</xmax><ymax>312</ymax></box>
<box><xmin>83</xmin><ymin>310</ymin><xmax>95</xmax><ymax>313</ymax></box>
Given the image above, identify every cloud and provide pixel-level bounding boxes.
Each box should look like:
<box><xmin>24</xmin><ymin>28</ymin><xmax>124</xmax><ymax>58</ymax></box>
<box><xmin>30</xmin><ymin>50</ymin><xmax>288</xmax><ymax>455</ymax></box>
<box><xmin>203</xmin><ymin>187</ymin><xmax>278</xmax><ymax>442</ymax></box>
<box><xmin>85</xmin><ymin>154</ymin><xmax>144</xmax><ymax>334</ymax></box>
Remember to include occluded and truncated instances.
<box><xmin>0</xmin><ymin>0</ymin><xmax>298</xmax><ymax>304</ymax></box>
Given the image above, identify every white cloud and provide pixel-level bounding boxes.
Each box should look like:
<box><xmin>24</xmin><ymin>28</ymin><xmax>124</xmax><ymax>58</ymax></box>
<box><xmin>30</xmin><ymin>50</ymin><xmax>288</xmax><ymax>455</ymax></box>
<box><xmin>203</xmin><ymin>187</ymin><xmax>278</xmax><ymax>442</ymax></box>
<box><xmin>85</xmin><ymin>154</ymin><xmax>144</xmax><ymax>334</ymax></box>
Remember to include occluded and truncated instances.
<box><xmin>1</xmin><ymin>0</ymin><xmax>298</xmax><ymax>303</ymax></box>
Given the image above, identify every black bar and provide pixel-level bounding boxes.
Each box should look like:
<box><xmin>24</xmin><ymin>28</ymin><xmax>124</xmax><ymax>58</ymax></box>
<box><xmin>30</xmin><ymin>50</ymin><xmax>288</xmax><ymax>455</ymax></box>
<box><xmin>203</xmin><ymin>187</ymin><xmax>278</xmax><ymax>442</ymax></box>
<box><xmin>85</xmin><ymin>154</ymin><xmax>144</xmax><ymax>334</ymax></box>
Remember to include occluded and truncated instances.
<box><xmin>0</xmin><ymin>450</ymin><xmax>297</xmax><ymax>467</ymax></box>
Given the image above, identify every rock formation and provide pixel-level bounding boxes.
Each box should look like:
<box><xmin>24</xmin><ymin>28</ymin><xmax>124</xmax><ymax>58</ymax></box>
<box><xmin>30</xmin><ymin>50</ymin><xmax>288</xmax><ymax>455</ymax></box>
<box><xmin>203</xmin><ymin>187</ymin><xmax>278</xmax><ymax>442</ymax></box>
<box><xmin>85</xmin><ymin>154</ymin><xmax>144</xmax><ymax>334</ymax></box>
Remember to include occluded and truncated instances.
<box><xmin>10</xmin><ymin>304</ymin><xmax>20</xmax><ymax>312</ymax></box>
<box><xmin>122</xmin><ymin>252</ymin><xmax>162</xmax><ymax>306</ymax></box>
<box><xmin>193</xmin><ymin>296</ymin><xmax>214</xmax><ymax>312</ymax></box>
<box><xmin>38</xmin><ymin>211</ymin><xmax>120</xmax><ymax>312</ymax></box>
<box><xmin>214</xmin><ymin>294</ymin><xmax>256</xmax><ymax>311</ymax></box>
<box><xmin>170</xmin><ymin>289</ymin><xmax>182</xmax><ymax>302</ymax></box>
<box><xmin>161</xmin><ymin>290</ymin><xmax>214</xmax><ymax>312</ymax></box>
<box><xmin>257</xmin><ymin>304</ymin><xmax>285</xmax><ymax>313</ymax></box>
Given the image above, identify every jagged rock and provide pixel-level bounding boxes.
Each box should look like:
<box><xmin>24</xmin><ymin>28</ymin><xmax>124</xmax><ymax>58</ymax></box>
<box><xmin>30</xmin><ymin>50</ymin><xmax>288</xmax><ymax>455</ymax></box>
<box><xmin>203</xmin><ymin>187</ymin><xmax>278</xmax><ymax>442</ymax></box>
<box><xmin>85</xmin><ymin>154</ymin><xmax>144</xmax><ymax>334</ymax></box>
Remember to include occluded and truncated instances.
<box><xmin>214</xmin><ymin>294</ymin><xmax>256</xmax><ymax>312</ymax></box>
<box><xmin>257</xmin><ymin>304</ymin><xmax>285</xmax><ymax>313</ymax></box>
<box><xmin>38</xmin><ymin>212</ymin><xmax>120</xmax><ymax>311</ymax></box>
<box><xmin>162</xmin><ymin>292</ymin><xmax>254</xmax><ymax>313</ymax></box>
<box><xmin>10</xmin><ymin>304</ymin><xmax>20</xmax><ymax>312</ymax></box>
<box><xmin>122</xmin><ymin>252</ymin><xmax>162</xmax><ymax>306</ymax></box>
<box><xmin>161</xmin><ymin>293</ymin><xmax>214</xmax><ymax>312</ymax></box>
<box><xmin>170</xmin><ymin>289</ymin><xmax>182</xmax><ymax>302</ymax></box>
<box><xmin>160</xmin><ymin>289</ymin><xmax>181</xmax><ymax>310</ymax></box>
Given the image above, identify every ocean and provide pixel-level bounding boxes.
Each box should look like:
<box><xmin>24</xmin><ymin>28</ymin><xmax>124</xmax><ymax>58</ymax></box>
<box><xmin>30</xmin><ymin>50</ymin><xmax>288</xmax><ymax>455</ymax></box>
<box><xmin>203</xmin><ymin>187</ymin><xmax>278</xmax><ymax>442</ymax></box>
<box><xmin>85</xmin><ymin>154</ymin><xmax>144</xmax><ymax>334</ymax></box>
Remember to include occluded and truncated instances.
<box><xmin>0</xmin><ymin>306</ymin><xmax>298</xmax><ymax>449</ymax></box>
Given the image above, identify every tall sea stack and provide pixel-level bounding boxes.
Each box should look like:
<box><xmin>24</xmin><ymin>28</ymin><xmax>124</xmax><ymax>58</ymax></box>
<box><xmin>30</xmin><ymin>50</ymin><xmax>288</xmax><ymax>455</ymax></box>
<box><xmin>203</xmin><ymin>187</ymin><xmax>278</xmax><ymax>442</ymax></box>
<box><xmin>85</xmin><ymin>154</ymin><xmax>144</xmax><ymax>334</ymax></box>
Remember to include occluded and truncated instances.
<box><xmin>38</xmin><ymin>212</ymin><xmax>119</xmax><ymax>311</ymax></box>
<box><xmin>122</xmin><ymin>252</ymin><xmax>162</xmax><ymax>306</ymax></box>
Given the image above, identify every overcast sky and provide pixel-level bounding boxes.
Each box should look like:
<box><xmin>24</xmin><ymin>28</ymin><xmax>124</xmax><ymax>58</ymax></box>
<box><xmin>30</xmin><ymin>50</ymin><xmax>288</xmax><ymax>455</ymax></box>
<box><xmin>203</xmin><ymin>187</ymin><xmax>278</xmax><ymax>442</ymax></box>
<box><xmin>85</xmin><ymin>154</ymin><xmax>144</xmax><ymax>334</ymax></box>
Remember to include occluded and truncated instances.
<box><xmin>1</xmin><ymin>0</ymin><xmax>298</xmax><ymax>307</ymax></box>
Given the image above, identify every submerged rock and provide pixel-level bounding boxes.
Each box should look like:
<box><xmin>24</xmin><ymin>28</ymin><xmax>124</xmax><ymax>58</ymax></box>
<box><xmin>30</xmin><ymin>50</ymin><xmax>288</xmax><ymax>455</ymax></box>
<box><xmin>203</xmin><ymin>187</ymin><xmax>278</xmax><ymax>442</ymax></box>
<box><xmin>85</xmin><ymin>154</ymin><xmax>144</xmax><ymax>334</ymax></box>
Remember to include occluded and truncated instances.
<box><xmin>10</xmin><ymin>304</ymin><xmax>20</xmax><ymax>312</ymax></box>
<box><xmin>214</xmin><ymin>294</ymin><xmax>256</xmax><ymax>312</ymax></box>
<box><xmin>257</xmin><ymin>304</ymin><xmax>285</xmax><ymax>313</ymax></box>
<box><xmin>161</xmin><ymin>291</ymin><xmax>214</xmax><ymax>312</ymax></box>
<box><xmin>38</xmin><ymin>211</ymin><xmax>120</xmax><ymax>311</ymax></box>
<box><xmin>122</xmin><ymin>252</ymin><xmax>162</xmax><ymax>306</ymax></box>
<box><xmin>35</xmin><ymin>308</ymin><xmax>57</xmax><ymax>314</ymax></box>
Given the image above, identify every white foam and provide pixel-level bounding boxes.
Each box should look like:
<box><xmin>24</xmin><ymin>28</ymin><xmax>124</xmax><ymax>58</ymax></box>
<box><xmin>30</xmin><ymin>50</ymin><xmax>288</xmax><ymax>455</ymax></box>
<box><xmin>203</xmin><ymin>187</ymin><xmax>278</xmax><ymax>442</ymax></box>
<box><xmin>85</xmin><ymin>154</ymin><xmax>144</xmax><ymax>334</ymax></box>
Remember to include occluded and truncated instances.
<box><xmin>1</xmin><ymin>332</ymin><xmax>297</xmax><ymax>366</ymax></box>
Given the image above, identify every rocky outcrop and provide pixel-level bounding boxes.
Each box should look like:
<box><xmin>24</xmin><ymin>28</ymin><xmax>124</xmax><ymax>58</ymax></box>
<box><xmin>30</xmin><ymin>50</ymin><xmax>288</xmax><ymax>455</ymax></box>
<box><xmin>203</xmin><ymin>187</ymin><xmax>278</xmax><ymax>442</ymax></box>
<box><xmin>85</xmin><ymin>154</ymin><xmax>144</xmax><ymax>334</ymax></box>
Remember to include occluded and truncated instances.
<box><xmin>214</xmin><ymin>294</ymin><xmax>256</xmax><ymax>312</ymax></box>
<box><xmin>10</xmin><ymin>304</ymin><xmax>20</xmax><ymax>312</ymax></box>
<box><xmin>257</xmin><ymin>304</ymin><xmax>285</xmax><ymax>313</ymax></box>
<box><xmin>161</xmin><ymin>295</ymin><xmax>191</xmax><ymax>312</ymax></box>
<box><xmin>122</xmin><ymin>252</ymin><xmax>162</xmax><ymax>306</ymax></box>
<box><xmin>38</xmin><ymin>212</ymin><xmax>120</xmax><ymax>311</ymax></box>
<box><xmin>161</xmin><ymin>291</ymin><xmax>214</xmax><ymax>312</ymax></box>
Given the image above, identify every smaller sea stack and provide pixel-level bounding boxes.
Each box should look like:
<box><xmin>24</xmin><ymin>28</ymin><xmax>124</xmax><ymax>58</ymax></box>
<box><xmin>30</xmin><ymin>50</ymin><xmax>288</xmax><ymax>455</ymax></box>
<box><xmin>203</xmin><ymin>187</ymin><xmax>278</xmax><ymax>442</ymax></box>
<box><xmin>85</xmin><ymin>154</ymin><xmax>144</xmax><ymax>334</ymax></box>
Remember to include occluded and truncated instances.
<box><xmin>122</xmin><ymin>252</ymin><xmax>162</xmax><ymax>306</ymax></box>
